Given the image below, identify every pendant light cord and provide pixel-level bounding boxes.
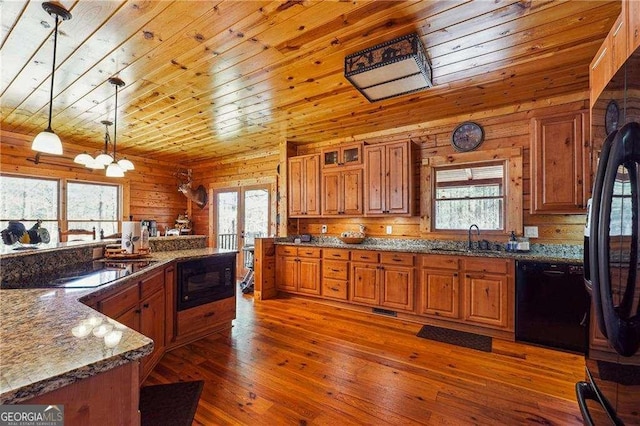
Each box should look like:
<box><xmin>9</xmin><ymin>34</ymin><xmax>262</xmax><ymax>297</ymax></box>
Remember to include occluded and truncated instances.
<box><xmin>113</xmin><ymin>84</ymin><xmax>118</xmax><ymax>158</ymax></box>
<box><xmin>46</xmin><ymin>14</ymin><xmax>60</xmax><ymax>132</ymax></box>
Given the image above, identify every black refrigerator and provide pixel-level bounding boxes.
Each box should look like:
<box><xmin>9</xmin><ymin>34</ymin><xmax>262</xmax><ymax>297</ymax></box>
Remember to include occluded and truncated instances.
<box><xmin>576</xmin><ymin>47</ymin><xmax>640</xmax><ymax>424</ymax></box>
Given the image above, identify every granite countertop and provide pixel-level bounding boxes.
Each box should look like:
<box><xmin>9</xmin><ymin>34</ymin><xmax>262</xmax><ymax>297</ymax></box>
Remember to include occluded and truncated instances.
<box><xmin>0</xmin><ymin>247</ymin><xmax>234</xmax><ymax>404</ymax></box>
<box><xmin>275</xmin><ymin>237</ymin><xmax>583</xmax><ymax>264</ymax></box>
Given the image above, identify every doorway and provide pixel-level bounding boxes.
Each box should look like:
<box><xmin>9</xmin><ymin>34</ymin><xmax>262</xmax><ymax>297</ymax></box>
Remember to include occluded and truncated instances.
<box><xmin>213</xmin><ymin>185</ymin><xmax>271</xmax><ymax>277</ymax></box>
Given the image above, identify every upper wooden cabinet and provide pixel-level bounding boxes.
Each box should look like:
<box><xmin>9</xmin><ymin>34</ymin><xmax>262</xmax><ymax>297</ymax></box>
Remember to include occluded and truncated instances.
<box><xmin>321</xmin><ymin>168</ymin><xmax>363</xmax><ymax>216</ymax></box>
<box><xmin>322</xmin><ymin>143</ymin><xmax>362</xmax><ymax>168</ymax></box>
<box><xmin>288</xmin><ymin>154</ymin><xmax>321</xmax><ymax>217</ymax></box>
<box><xmin>364</xmin><ymin>140</ymin><xmax>413</xmax><ymax>216</ymax></box>
<box><xmin>530</xmin><ymin>110</ymin><xmax>589</xmax><ymax>214</ymax></box>
<box><xmin>591</xmin><ymin>1</ymin><xmax>638</xmax><ymax>105</ymax></box>
<box><xmin>627</xmin><ymin>0</ymin><xmax>639</xmax><ymax>55</ymax></box>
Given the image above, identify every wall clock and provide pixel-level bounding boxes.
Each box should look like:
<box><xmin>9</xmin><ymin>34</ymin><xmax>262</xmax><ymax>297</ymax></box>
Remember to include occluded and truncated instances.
<box><xmin>605</xmin><ymin>100</ymin><xmax>619</xmax><ymax>135</ymax></box>
<box><xmin>451</xmin><ymin>122</ymin><xmax>484</xmax><ymax>152</ymax></box>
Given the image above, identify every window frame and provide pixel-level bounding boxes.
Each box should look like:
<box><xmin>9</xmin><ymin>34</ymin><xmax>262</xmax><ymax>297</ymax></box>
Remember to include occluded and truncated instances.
<box><xmin>64</xmin><ymin>179</ymin><xmax>122</xmax><ymax>238</ymax></box>
<box><xmin>421</xmin><ymin>147</ymin><xmax>523</xmax><ymax>237</ymax></box>
<box><xmin>1</xmin><ymin>172</ymin><xmax>126</xmax><ymax>242</ymax></box>
<box><xmin>433</xmin><ymin>161</ymin><xmax>505</xmax><ymax>231</ymax></box>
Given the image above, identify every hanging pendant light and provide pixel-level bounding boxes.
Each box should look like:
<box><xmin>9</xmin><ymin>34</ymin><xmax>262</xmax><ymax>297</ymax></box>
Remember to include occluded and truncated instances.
<box><xmin>73</xmin><ymin>151</ymin><xmax>93</xmax><ymax>165</ymax></box>
<box><xmin>32</xmin><ymin>2</ymin><xmax>72</xmax><ymax>155</ymax></box>
<box><xmin>105</xmin><ymin>77</ymin><xmax>126</xmax><ymax>178</ymax></box>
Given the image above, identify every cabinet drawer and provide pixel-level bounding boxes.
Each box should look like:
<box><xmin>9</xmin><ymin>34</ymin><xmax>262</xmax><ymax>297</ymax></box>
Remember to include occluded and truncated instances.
<box><xmin>277</xmin><ymin>245</ymin><xmax>297</xmax><ymax>256</ymax></box>
<box><xmin>463</xmin><ymin>257</ymin><xmax>510</xmax><ymax>275</ymax></box>
<box><xmin>177</xmin><ymin>297</ymin><xmax>236</xmax><ymax>336</ymax></box>
<box><xmin>99</xmin><ymin>283</ymin><xmax>139</xmax><ymax>318</ymax></box>
<box><xmin>380</xmin><ymin>252</ymin><xmax>414</xmax><ymax>266</ymax></box>
<box><xmin>351</xmin><ymin>250</ymin><xmax>379</xmax><ymax>263</ymax></box>
<box><xmin>298</xmin><ymin>247</ymin><xmax>321</xmax><ymax>258</ymax></box>
<box><xmin>323</xmin><ymin>248</ymin><xmax>349</xmax><ymax>260</ymax></box>
<box><xmin>422</xmin><ymin>255</ymin><xmax>459</xmax><ymax>270</ymax></box>
<box><xmin>323</xmin><ymin>260</ymin><xmax>348</xmax><ymax>280</ymax></box>
<box><xmin>322</xmin><ymin>278</ymin><xmax>348</xmax><ymax>300</ymax></box>
<box><xmin>140</xmin><ymin>270</ymin><xmax>164</xmax><ymax>299</ymax></box>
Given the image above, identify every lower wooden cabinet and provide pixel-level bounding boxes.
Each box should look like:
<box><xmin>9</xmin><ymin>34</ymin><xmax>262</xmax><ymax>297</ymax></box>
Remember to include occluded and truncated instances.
<box><xmin>420</xmin><ymin>255</ymin><xmax>514</xmax><ymax>332</ymax></box>
<box><xmin>418</xmin><ymin>255</ymin><xmax>460</xmax><ymax>319</ymax></box>
<box><xmin>350</xmin><ymin>251</ymin><xmax>415</xmax><ymax>312</ymax></box>
<box><xmin>97</xmin><ymin>268</ymin><xmax>167</xmax><ymax>380</ymax></box>
<box><xmin>321</xmin><ymin>249</ymin><xmax>349</xmax><ymax>300</ymax></box>
<box><xmin>276</xmin><ymin>246</ymin><xmax>322</xmax><ymax>295</ymax></box>
<box><xmin>273</xmin><ymin>244</ymin><xmax>514</xmax><ymax>336</ymax></box>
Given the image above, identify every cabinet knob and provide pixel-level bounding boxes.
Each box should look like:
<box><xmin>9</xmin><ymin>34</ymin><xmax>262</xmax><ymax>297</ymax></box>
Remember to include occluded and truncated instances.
<box><xmin>135</xmin><ymin>309</ymin><xmax>141</xmax><ymax>314</ymax></box>
<box><xmin>143</xmin><ymin>303</ymin><xmax>150</xmax><ymax>308</ymax></box>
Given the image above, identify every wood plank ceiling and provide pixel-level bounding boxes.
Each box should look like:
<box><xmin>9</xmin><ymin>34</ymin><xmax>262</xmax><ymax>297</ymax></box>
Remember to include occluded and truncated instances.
<box><xmin>0</xmin><ymin>0</ymin><xmax>620</xmax><ymax>164</ymax></box>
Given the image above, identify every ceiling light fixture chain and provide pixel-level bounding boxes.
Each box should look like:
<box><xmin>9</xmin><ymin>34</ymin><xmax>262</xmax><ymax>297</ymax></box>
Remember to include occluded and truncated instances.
<box><xmin>105</xmin><ymin>76</ymin><xmax>128</xmax><ymax>178</ymax></box>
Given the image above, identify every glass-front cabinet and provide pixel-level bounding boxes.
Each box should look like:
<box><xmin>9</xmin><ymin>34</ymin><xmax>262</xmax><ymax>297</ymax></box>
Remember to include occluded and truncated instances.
<box><xmin>321</xmin><ymin>143</ymin><xmax>362</xmax><ymax>168</ymax></box>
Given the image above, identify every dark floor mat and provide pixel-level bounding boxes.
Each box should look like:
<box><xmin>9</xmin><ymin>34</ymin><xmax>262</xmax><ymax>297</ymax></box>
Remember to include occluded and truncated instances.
<box><xmin>140</xmin><ymin>380</ymin><xmax>204</xmax><ymax>426</ymax></box>
<box><xmin>417</xmin><ymin>325</ymin><xmax>492</xmax><ymax>352</ymax></box>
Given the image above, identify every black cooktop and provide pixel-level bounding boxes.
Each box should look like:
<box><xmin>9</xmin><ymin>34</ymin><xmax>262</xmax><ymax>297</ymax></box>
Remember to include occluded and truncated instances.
<box><xmin>1</xmin><ymin>260</ymin><xmax>157</xmax><ymax>289</ymax></box>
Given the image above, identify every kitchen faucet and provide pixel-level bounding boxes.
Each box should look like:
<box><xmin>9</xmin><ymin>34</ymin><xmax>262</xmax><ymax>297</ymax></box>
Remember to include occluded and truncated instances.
<box><xmin>468</xmin><ymin>224</ymin><xmax>480</xmax><ymax>251</ymax></box>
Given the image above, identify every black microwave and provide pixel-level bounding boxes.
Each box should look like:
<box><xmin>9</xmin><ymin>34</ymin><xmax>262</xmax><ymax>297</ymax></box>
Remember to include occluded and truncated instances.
<box><xmin>177</xmin><ymin>253</ymin><xmax>236</xmax><ymax>311</ymax></box>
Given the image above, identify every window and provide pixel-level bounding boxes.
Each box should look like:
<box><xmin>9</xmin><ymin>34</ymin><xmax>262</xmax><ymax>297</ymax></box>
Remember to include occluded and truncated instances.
<box><xmin>421</xmin><ymin>147</ymin><xmax>522</xmax><ymax>235</ymax></box>
<box><xmin>0</xmin><ymin>174</ymin><xmax>121</xmax><ymax>243</ymax></box>
<box><xmin>0</xmin><ymin>175</ymin><xmax>59</xmax><ymax>238</ymax></box>
<box><xmin>67</xmin><ymin>181</ymin><xmax>120</xmax><ymax>238</ymax></box>
<box><xmin>434</xmin><ymin>163</ymin><xmax>504</xmax><ymax>230</ymax></box>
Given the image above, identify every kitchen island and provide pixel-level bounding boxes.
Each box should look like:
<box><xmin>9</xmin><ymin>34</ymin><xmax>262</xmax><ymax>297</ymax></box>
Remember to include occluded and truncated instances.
<box><xmin>0</xmin><ymin>238</ymin><xmax>235</xmax><ymax>425</ymax></box>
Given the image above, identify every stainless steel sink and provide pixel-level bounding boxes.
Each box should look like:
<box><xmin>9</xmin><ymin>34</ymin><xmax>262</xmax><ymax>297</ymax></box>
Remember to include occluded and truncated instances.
<box><xmin>429</xmin><ymin>247</ymin><xmax>469</xmax><ymax>253</ymax></box>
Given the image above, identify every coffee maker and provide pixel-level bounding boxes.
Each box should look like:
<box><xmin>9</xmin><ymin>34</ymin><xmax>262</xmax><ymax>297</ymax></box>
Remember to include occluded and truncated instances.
<box><xmin>141</xmin><ymin>219</ymin><xmax>158</xmax><ymax>237</ymax></box>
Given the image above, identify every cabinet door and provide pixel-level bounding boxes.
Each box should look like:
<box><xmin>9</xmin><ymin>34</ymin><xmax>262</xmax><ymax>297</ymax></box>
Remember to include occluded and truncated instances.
<box><xmin>322</xmin><ymin>171</ymin><xmax>341</xmax><ymax>215</ymax></box>
<box><xmin>611</xmin><ymin>14</ymin><xmax>627</xmax><ymax>73</ymax></box>
<box><xmin>114</xmin><ymin>305</ymin><xmax>140</xmax><ymax>331</ymax></box>
<box><xmin>463</xmin><ymin>272</ymin><xmax>509</xmax><ymax>329</ymax></box>
<box><xmin>342</xmin><ymin>168</ymin><xmax>363</xmax><ymax>215</ymax></box>
<box><xmin>419</xmin><ymin>269</ymin><xmax>460</xmax><ymax>319</ymax></box>
<box><xmin>531</xmin><ymin>111</ymin><xmax>587</xmax><ymax>213</ymax></box>
<box><xmin>288</xmin><ymin>157</ymin><xmax>304</xmax><ymax>217</ymax></box>
<box><xmin>590</xmin><ymin>36</ymin><xmax>612</xmax><ymax>107</ymax></box>
<box><xmin>298</xmin><ymin>258</ymin><xmax>321</xmax><ymax>295</ymax></box>
<box><xmin>380</xmin><ymin>265</ymin><xmax>414</xmax><ymax>312</ymax></box>
<box><xmin>303</xmin><ymin>155</ymin><xmax>321</xmax><ymax>216</ymax></box>
<box><xmin>276</xmin><ymin>256</ymin><xmax>298</xmax><ymax>292</ymax></box>
<box><xmin>140</xmin><ymin>289</ymin><xmax>165</xmax><ymax>378</ymax></box>
<box><xmin>385</xmin><ymin>142</ymin><xmax>410</xmax><ymax>215</ymax></box>
<box><xmin>350</xmin><ymin>262</ymin><xmax>379</xmax><ymax>306</ymax></box>
<box><xmin>364</xmin><ymin>145</ymin><xmax>386</xmax><ymax>215</ymax></box>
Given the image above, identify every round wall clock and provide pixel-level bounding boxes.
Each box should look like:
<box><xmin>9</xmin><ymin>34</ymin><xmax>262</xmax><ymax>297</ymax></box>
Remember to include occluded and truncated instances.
<box><xmin>451</xmin><ymin>122</ymin><xmax>484</xmax><ymax>152</ymax></box>
<box><xmin>605</xmin><ymin>100</ymin><xmax>619</xmax><ymax>135</ymax></box>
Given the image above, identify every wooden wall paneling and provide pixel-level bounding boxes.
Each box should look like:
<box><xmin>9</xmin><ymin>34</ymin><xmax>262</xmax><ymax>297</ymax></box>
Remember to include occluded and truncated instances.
<box><xmin>0</xmin><ymin>131</ymin><xmax>186</xmax><ymax>233</ymax></box>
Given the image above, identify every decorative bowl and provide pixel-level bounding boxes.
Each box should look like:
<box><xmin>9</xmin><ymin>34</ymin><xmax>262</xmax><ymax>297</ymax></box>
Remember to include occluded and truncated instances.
<box><xmin>339</xmin><ymin>236</ymin><xmax>365</xmax><ymax>244</ymax></box>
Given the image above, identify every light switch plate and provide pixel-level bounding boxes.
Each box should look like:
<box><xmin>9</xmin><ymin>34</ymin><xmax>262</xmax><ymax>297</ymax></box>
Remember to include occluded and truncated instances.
<box><xmin>524</xmin><ymin>226</ymin><xmax>539</xmax><ymax>238</ymax></box>
<box><xmin>386</xmin><ymin>225</ymin><xmax>393</xmax><ymax>235</ymax></box>
<box><xmin>321</xmin><ymin>224</ymin><xmax>327</xmax><ymax>234</ymax></box>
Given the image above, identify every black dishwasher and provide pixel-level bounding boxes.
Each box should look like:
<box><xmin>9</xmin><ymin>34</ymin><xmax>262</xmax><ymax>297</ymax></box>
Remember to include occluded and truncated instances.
<box><xmin>515</xmin><ymin>261</ymin><xmax>589</xmax><ymax>353</ymax></box>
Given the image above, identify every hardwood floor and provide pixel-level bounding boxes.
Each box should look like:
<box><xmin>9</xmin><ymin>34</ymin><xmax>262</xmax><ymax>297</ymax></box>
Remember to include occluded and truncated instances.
<box><xmin>145</xmin><ymin>294</ymin><xmax>586</xmax><ymax>425</ymax></box>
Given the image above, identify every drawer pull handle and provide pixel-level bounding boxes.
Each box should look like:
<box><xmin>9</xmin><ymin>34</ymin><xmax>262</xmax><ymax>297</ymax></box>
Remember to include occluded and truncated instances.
<box><xmin>331</xmin><ymin>268</ymin><xmax>340</xmax><ymax>272</ymax></box>
<box><xmin>204</xmin><ymin>312</ymin><xmax>215</xmax><ymax>318</ymax></box>
<box><xmin>332</xmin><ymin>254</ymin><xmax>341</xmax><ymax>257</ymax></box>
<box><xmin>330</xmin><ymin>287</ymin><xmax>339</xmax><ymax>291</ymax></box>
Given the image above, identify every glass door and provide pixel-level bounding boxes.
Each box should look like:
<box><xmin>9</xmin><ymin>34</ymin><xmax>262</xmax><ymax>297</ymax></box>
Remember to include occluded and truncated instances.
<box><xmin>213</xmin><ymin>185</ymin><xmax>271</xmax><ymax>279</ymax></box>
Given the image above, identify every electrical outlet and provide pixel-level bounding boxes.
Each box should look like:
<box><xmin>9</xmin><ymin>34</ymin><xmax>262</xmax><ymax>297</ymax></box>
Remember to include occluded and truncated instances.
<box><xmin>386</xmin><ymin>225</ymin><xmax>393</xmax><ymax>235</ymax></box>
<box><xmin>92</xmin><ymin>247</ymin><xmax>104</xmax><ymax>259</ymax></box>
<box><xmin>321</xmin><ymin>224</ymin><xmax>328</xmax><ymax>234</ymax></box>
<box><xmin>524</xmin><ymin>226</ymin><xmax>539</xmax><ymax>238</ymax></box>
